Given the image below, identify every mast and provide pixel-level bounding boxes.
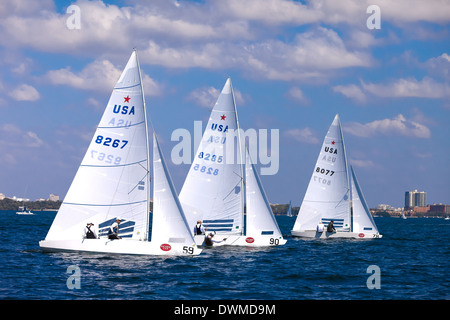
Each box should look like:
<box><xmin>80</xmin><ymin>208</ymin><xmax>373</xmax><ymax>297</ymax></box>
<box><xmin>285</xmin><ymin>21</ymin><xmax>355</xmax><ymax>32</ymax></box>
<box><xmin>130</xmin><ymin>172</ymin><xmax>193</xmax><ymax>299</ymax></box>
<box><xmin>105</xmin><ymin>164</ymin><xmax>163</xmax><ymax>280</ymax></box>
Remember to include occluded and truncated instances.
<box><xmin>337</xmin><ymin>114</ymin><xmax>352</xmax><ymax>232</ymax></box>
<box><xmin>229</xmin><ymin>78</ymin><xmax>245</xmax><ymax>236</ymax></box>
<box><xmin>134</xmin><ymin>49</ymin><xmax>151</xmax><ymax>241</ymax></box>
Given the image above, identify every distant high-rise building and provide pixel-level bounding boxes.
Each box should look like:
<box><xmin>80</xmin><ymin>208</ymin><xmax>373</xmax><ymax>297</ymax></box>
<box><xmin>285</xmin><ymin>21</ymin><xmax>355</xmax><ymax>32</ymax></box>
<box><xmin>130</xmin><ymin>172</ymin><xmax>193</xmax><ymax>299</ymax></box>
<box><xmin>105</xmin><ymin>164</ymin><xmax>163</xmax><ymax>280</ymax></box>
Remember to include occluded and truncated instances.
<box><xmin>405</xmin><ymin>189</ymin><xmax>427</xmax><ymax>209</ymax></box>
<box><xmin>49</xmin><ymin>194</ymin><xmax>60</xmax><ymax>202</ymax></box>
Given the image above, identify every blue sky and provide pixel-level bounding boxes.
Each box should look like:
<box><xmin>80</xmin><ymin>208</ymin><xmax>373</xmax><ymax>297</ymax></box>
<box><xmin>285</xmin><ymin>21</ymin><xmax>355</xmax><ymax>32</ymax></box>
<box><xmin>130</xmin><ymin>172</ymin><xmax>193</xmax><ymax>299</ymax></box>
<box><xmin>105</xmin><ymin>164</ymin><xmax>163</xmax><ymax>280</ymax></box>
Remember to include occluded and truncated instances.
<box><xmin>0</xmin><ymin>0</ymin><xmax>449</xmax><ymax>208</ymax></box>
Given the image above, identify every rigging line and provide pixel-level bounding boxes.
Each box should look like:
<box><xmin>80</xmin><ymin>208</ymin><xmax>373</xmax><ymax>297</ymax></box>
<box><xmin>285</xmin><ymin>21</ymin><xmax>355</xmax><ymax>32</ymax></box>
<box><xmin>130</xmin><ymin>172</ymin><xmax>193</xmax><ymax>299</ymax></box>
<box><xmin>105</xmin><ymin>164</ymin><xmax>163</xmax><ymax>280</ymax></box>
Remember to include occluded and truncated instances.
<box><xmin>223</xmin><ymin>178</ymin><xmax>243</xmax><ymax>201</ymax></box>
<box><xmin>334</xmin><ymin>188</ymin><xmax>350</xmax><ymax>209</ymax></box>
<box><xmin>128</xmin><ymin>170</ymin><xmax>150</xmax><ymax>195</ymax></box>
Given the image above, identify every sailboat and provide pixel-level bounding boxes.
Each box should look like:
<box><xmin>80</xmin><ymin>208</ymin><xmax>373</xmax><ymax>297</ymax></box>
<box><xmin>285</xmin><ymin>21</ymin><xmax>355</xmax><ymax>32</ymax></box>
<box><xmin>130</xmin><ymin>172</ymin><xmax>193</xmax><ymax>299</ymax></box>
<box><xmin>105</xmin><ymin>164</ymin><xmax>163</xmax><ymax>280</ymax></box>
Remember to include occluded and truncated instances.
<box><xmin>16</xmin><ymin>205</ymin><xmax>33</xmax><ymax>215</ymax></box>
<box><xmin>287</xmin><ymin>201</ymin><xmax>293</xmax><ymax>217</ymax></box>
<box><xmin>179</xmin><ymin>78</ymin><xmax>286</xmax><ymax>247</ymax></box>
<box><xmin>39</xmin><ymin>50</ymin><xmax>201</xmax><ymax>255</ymax></box>
<box><xmin>291</xmin><ymin>114</ymin><xmax>382</xmax><ymax>239</ymax></box>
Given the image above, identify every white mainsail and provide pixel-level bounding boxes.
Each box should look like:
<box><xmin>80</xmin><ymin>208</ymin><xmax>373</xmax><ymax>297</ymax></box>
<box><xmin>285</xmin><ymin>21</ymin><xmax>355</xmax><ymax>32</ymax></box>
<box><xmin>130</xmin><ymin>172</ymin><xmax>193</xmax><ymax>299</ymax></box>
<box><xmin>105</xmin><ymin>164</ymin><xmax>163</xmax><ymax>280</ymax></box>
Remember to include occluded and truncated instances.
<box><xmin>245</xmin><ymin>150</ymin><xmax>286</xmax><ymax>244</ymax></box>
<box><xmin>151</xmin><ymin>134</ymin><xmax>196</xmax><ymax>246</ymax></box>
<box><xmin>44</xmin><ymin>50</ymin><xmax>150</xmax><ymax>242</ymax></box>
<box><xmin>179</xmin><ymin>78</ymin><xmax>244</xmax><ymax>235</ymax></box>
<box><xmin>292</xmin><ymin>114</ymin><xmax>350</xmax><ymax>233</ymax></box>
<box><xmin>350</xmin><ymin>165</ymin><xmax>380</xmax><ymax>235</ymax></box>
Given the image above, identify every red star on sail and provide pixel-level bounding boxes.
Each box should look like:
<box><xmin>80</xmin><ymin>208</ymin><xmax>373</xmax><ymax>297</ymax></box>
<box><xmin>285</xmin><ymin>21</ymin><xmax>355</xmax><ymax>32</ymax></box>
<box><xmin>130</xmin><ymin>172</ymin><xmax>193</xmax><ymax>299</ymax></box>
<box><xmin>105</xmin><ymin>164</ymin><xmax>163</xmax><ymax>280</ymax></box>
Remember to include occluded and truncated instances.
<box><xmin>220</xmin><ymin>114</ymin><xmax>226</xmax><ymax>120</ymax></box>
<box><xmin>124</xmin><ymin>95</ymin><xmax>131</xmax><ymax>103</ymax></box>
<box><xmin>331</xmin><ymin>141</ymin><xmax>335</xmax><ymax>145</ymax></box>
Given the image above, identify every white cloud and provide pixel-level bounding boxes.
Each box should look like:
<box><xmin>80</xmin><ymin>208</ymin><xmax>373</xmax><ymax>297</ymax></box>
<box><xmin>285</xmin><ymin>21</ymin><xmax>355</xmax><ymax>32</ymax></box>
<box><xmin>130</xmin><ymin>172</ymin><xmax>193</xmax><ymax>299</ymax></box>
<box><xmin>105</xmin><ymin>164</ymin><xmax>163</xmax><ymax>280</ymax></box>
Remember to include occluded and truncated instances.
<box><xmin>187</xmin><ymin>85</ymin><xmax>245</xmax><ymax>108</ymax></box>
<box><xmin>0</xmin><ymin>123</ymin><xmax>44</xmax><ymax>148</ymax></box>
<box><xmin>333</xmin><ymin>84</ymin><xmax>366</xmax><ymax>104</ymax></box>
<box><xmin>287</xmin><ymin>87</ymin><xmax>310</xmax><ymax>105</ymax></box>
<box><xmin>0</xmin><ymin>1</ymin><xmax>374</xmax><ymax>83</ymax></box>
<box><xmin>350</xmin><ymin>159</ymin><xmax>375</xmax><ymax>168</ymax></box>
<box><xmin>362</xmin><ymin>77</ymin><xmax>450</xmax><ymax>99</ymax></box>
<box><xmin>187</xmin><ymin>86</ymin><xmax>220</xmax><ymax>108</ymax></box>
<box><xmin>425</xmin><ymin>53</ymin><xmax>450</xmax><ymax>81</ymax></box>
<box><xmin>285</xmin><ymin>128</ymin><xmax>319</xmax><ymax>144</ymax></box>
<box><xmin>335</xmin><ymin>74</ymin><xmax>450</xmax><ymax>102</ymax></box>
<box><xmin>343</xmin><ymin>114</ymin><xmax>431</xmax><ymax>139</ymax></box>
<box><xmin>375</xmin><ymin>0</ymin><xmax>450</xmax><ymax>24</ymax></box>
<box><xmin>9</xmin><ymin>84</ymin><xmax>40</xmax><ymax>101</ymax></box>
<box><xmin>45</xmin><ymin>59</ymin><xmax>162</xmax><ymax>96</ymax></box>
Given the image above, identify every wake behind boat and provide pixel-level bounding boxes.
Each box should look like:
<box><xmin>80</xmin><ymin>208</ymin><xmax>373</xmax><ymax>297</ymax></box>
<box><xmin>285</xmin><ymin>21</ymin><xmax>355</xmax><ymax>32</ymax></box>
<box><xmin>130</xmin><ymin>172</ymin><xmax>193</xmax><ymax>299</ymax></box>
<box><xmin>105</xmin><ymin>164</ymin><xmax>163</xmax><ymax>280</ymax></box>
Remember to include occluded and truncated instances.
<box><xmin>291</xmin><ymin>114</ymin><xmax>382</xmax><ymax>239</ymax></box>
<box><xmin>39</xmin><ymin>50</ymin><xmax>201</xmax><ymax>256</ymax></box>
<box><xmin>179</xmin><ymin>78</ymin><xmax>286</xmax><ymax>247</ymax></box>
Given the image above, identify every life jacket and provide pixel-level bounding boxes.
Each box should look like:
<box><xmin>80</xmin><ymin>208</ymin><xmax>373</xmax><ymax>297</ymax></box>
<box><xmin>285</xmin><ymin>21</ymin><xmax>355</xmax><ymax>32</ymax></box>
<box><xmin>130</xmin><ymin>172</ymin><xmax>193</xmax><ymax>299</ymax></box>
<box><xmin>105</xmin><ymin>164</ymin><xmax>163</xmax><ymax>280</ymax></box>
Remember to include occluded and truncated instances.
<box><xmin>204</xmin><ymin>236</ymin><xmax>213</xmax><ymax>246</ymax></box>
<box><xmin>86</xmin><ymin>225</ymin><xmax>96</xmax><ymax>239</ymax></box>
<box><xmin>195</xmin><ymin>224</ymin><xmax>203</xmax><ymax>235</ymax></box>
<box><xmin>327</xmin><ymin>223</ymin><xmax>335</xmax><ymax>232</ymax></box>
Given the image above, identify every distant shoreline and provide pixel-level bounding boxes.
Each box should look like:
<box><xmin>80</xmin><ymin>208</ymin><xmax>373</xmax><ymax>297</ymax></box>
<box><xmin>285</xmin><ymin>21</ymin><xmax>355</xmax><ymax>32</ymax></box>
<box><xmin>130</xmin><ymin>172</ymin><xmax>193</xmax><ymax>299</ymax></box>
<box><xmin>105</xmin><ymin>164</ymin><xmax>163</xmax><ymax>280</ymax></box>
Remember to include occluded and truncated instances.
<box><xmin>1</xmin><ymin>199</ymin><xmax>447</xmax><ymax>218</ymax></box>
<box><xmin>0</xmin><ymin>198</ymin><xmax>61</xmax><ymax>211</ymax></box>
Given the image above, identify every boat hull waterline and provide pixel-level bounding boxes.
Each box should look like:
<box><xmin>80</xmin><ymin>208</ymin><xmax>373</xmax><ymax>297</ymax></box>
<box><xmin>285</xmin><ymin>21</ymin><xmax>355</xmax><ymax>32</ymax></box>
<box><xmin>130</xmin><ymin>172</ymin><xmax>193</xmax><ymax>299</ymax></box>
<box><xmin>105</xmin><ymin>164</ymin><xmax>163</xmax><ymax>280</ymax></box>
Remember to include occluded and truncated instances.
<box><xmin>193</xmin><ymin>234</ymin><xmax>287</xmax><ymax>247</ymax></box>
<box><xmin>291</xmin><ymin>230</ymin><xmax>382</xmax><ymax>239</ymax></box>
<box><xmin>39</xmin><ymin>239</ymin><xmax>201</xmax><ymax>256</ymax></box>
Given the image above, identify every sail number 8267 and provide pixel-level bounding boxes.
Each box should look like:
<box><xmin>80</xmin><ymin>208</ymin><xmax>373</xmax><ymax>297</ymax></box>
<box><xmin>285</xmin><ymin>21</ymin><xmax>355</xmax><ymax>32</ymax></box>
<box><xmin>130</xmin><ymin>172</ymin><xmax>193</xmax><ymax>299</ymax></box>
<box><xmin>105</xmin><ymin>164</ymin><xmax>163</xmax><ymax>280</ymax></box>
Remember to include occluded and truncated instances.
<box><xmin>95</xmin><ymin>135</ymin><xmax>128</xmax><ymax>149</ymax></box>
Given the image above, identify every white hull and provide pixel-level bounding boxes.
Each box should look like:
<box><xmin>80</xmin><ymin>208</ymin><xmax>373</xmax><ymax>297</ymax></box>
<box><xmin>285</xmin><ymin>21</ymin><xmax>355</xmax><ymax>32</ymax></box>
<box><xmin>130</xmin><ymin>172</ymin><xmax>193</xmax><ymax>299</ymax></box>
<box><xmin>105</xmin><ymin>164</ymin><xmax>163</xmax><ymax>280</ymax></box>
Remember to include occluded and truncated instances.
<box><xmin>16</xmin><ymin>211</ymin><xmax>34</xmax><ymax>215</ymax></box>
<box><xmin>194</xmin><ymin>234</ymin><xmax>287</xmax><ymax>247</ymax></box>
<box><xmin>291</xmin><ymin>230</ymin><xmax>382</xmax><ymax>239</ymax></box>
<box><xmin>39</xmin><ymin>239</ymin><xmax>202</xmax><ymax>256</ymax></box>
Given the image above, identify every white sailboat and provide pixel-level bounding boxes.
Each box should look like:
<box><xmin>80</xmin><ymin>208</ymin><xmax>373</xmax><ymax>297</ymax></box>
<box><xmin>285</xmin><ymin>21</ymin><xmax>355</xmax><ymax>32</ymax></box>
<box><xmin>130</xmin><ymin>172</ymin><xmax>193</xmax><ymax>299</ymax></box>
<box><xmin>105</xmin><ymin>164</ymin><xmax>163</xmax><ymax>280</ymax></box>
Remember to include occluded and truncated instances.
<box><xmin>287</xmin><ymin>201</ymin><xmax>293</xmax><ymax>217</ymax></box>
<box><xmin>16</xmin><ymin>206</ymin><xmax>33</xmax><ymax>215</ymax></box>
<box><xmin>179</xmin><ymin>78</ymin><xmax>286</xmax><ymax>247</ymax></box>
<box><xmin>39</xmin><ymin>50</ymin><xmax>201</xmax><ymax>255</ymax></box>
<box><xmin>291</xmin><ymin>114</ymin><xmax>382</xmax><ymax>239</ymax></box>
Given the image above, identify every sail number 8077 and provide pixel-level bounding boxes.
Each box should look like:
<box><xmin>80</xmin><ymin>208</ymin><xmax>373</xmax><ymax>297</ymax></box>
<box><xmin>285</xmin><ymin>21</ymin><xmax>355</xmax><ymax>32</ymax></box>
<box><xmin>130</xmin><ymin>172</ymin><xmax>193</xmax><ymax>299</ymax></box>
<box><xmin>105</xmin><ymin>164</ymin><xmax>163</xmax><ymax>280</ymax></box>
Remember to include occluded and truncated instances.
<box><xmin>316</xmin><ymin>167</ymin><xmax>334</xmax><ymax>176</ymax></box>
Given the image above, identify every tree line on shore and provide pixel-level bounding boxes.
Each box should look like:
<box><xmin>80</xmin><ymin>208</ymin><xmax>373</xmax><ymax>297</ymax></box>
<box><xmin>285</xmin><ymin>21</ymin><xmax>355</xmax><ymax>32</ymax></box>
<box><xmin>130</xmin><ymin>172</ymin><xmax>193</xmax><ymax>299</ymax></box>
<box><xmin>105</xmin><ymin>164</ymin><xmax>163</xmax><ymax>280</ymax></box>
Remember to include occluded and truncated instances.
<box><xmin>0</xmin><ymin>198</ymin><xmax>62</xmax><ymax>211</ymax></box>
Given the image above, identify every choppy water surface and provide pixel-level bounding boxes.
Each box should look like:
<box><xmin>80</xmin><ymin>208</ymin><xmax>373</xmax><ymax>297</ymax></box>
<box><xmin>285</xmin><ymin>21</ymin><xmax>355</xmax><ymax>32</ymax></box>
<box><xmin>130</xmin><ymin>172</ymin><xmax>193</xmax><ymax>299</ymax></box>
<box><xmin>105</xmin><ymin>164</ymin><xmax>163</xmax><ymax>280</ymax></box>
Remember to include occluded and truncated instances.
<box><xmin>1</xmin><ymin>211</ymin><xmax>448</xmax><ymax>300</ymax></box>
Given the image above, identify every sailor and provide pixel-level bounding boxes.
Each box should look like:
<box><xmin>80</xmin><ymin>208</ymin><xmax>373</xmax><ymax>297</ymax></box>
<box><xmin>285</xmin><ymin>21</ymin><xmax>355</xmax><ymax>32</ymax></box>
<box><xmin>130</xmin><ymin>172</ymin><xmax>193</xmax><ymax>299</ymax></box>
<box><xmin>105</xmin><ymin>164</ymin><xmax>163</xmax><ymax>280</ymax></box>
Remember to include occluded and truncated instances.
<box><xmin>84</xmin><ymin>223</ymin><xmax>97</xmax><ymax>239</ymax></box>
<box><xmin>204</xmin><ymin>233</ymin><xmax>227</xmax><ymax>246</ymax></box>
<box><xmin>316</xmin><ymin>221</ymin><xmax>325</xmax><ymax>233</ymax></box>
<box><xmin>108</xmin><ymin>218</ymin><xmax>122</xmax><ymax>239</ymax></box>
<box><xmin>327</xmin><ymin>220</ymin><xmax>336</xmax><ymax>233</ymax></box>
<box><xmin>194</xmin><ymin>220</ymin><xmax>206</xmax><ymax>235</ymax></box>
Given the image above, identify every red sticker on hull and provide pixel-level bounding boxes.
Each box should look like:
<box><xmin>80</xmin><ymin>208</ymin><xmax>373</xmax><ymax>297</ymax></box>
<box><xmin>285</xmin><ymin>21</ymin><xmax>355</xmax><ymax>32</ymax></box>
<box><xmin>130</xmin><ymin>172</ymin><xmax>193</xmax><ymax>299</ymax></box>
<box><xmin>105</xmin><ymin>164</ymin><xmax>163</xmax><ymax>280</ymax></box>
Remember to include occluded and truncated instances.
<box><xmin>358</xmin><ymin>233</ymin><xmax>365</xmax><ymax>238</ymax></box>
<box><xmin>160</xmin><ymin>244</ymin><xmax>171</xmax><ymax>251</ymax></box>
<box><xmin>245</xmin><ymin>237</ymin><xmax>254</xmax><ymax>243</ymax></box>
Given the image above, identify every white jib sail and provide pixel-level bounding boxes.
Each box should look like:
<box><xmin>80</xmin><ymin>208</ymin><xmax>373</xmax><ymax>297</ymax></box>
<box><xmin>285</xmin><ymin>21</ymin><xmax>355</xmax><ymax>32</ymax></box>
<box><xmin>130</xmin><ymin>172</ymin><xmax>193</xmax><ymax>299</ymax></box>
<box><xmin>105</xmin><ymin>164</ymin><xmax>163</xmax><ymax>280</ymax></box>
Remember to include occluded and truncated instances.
<box><xmin>245</xmin><ymin>150</ymin><xmax>283</xmax><ymax>239</ymax></box>
<box><xmin>44</xmin><ymin>50</ymin><xmax>150</xmax><ymax>241</ymax></box>
<box><xmin>179</xmin><ymin>78</ymin><xmax>244</xmax><ymax>235</ymax></box>
<box><xmin>151</xmin><ymin>134</ymin><xmax>196</xmax><ymax>245</ymax></box>
<box><xmin>292</xmin><ymin>114</ymin><xmax>351</xmax><ymax>232</ymax></box>
<box><xmin>350</xmin><ymin>166</ymin><xmax>379</xmax><ymax>235</ymax></box>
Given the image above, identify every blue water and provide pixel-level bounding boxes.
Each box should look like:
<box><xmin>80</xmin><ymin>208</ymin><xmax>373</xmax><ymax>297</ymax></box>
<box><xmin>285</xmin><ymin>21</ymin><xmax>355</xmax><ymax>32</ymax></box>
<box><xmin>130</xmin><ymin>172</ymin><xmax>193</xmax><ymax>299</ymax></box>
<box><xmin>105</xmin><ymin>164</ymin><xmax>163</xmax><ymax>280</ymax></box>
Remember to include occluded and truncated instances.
<box><xmin>0</xmin><ymin>210</ymin><xmax>448</xmax><ymax>300</ymax></box>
